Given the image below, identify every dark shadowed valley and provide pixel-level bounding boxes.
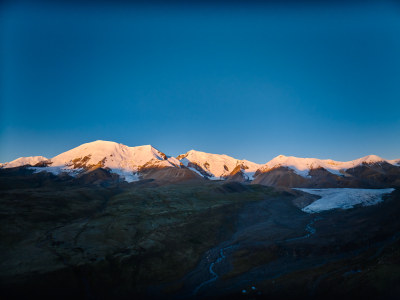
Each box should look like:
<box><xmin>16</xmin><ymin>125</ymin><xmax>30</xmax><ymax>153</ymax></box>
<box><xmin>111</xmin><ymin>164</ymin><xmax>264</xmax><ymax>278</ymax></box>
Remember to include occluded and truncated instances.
<box><xmin>0</xmin><ymin>168</ymin><xmax>399</xmax><ymax>300</ymax></box>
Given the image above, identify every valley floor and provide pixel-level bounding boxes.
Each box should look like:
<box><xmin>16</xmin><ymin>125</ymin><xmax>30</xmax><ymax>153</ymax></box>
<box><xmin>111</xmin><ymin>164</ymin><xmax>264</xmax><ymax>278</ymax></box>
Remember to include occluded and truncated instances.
<box><xmin>0</xmin><ymin>170</ymin><xmax>399</xmax><ymax>300</ymax></box>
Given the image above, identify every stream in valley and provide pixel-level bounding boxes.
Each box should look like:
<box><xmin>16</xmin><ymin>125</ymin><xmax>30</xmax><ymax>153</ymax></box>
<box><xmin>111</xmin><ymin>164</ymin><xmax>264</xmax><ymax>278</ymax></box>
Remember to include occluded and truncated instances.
<box><xmin>185</xmin><ymin>188</ymin><xmax>395</xmax><ymax>298</ymax></box>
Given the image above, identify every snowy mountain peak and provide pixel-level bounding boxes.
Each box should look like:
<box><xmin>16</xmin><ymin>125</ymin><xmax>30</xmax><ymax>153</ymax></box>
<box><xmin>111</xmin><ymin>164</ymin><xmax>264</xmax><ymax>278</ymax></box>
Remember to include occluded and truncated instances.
<box><xmin>389</xmin><ymin>159</ymin><xmax>400</xmax><ymax>166</ymax></box>
<box><xmin>260</xmin><ymin>156</ymin><xmax>326</xmax><ymax>177</ymax></box>
<box><xmin>0</xmin><ymin>156</ymin><xmax>49</xmax><ymax>168</ymax></box>
<box><xmin>11</xmin><ymin>141</ymin><xmax>174</xmax><ymax>182</ymax></box>
<box><xmin>177</xmin><ymin>149</ymin><xmax>262</xmax><ymax>180</ymax></box>
<box><xmin>50</xmin><ymin>140</ymin><xmax>172</xmax><ymax>170</ymax></box>
<box><xmin>354</xmin><ymin>155</ymin><xmax>385</xmax><ymax>164</ymax></box>
<box><xmin>259</xmin><ymin>154</ymin><xmax>397</xmax><ymax>178</ymax></box>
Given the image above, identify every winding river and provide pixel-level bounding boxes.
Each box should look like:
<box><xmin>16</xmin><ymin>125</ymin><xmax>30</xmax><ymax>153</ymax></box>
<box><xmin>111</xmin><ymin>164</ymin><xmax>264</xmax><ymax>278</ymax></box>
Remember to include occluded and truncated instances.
<box><xmin>192</xmin><ymin>216</ymin><xmax>322</xmax><ymax>295</ymax></box>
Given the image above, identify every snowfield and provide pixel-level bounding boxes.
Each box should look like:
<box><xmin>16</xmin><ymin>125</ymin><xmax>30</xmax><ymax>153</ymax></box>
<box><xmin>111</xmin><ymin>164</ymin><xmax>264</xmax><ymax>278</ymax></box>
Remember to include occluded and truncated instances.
<box><xmin>0</xmin><ymin>156</ymin><xmax>49</xmax><ymax>168</ymax></box>
<box><xmin>178</xmin><ymin>150</ymin><xmax>261</xmax><ymax>179</ymax></box>
<box><xmin>296</xmin><ymin>188</ymin><xmax>395</xmax><ymax>213</ymax></box>
<box><xmin>258</xmin><ymin>154</ymin><xmax>396</xmax><ymax>178</ymax></box>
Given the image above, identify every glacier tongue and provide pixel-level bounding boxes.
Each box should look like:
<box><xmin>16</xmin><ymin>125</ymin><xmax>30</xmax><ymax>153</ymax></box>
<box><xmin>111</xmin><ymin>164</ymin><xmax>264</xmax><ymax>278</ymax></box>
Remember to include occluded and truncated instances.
<box><xmin>296</xmin><ymin>188</ymin><xmax>395</xmax><ymax>213</ymax></box>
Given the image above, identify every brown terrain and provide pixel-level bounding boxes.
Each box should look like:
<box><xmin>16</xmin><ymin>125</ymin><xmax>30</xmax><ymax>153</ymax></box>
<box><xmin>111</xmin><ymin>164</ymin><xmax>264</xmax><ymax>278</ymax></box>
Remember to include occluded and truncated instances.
<box><xmin>0</xmin><ymin>167</ymin><xmax>399</xmax><ymax>300</ymax></box>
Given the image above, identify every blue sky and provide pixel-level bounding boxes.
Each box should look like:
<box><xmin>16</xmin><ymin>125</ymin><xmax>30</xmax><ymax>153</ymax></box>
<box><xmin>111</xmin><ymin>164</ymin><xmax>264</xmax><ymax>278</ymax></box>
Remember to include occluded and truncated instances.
<box><xmin>1</xmin><ymin>1</ymin><xmax>400</xmax><ymax>163</ymax></box>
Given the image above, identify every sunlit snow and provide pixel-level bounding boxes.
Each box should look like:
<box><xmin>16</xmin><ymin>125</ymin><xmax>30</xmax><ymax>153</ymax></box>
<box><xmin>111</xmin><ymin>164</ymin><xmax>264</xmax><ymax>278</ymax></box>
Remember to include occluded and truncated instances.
<box><xmin>177</xmin><ymin>150</ymin><xmax>261</xmax><ymax>179</ymax></box>
<box><xmin>296</xmin><ymin>188</ymin><xmax>395</xmax><ymax>213</ymax></box>
<box><xmin>0</xmin><ymin>156</ymin><xmax>48</xmax><ymax>168</ymax></box>
<box><xmin>2</xmin><ymin>141</ymin><xmax>399</xmax><ymax>184</ymax></box>
<box><xmin>19</xmin><ymin>140</ymin><xmax>172</xmax><ymax>182</ymax></box>
<box><xmin>260</xmin><ymin>154</ymin><xmax>393</xmax><ymax>178</ymax></box>
<box><xmin>50</xmin><ymin>140</ymin><xmax>171</xmax><ymax>170</ymax></box>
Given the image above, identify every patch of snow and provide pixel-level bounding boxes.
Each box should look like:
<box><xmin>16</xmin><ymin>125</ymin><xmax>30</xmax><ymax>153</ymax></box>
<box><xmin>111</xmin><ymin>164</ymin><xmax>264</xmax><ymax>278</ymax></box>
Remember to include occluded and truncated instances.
<box><xmin>187</xmin><ymin>167</ymin><xmax>206</xmax><ymax>178</ymax></box>
<box><xmin>296</xmin><ymin>188</ymin><xmax>395</xmax><ymax>213</ymax></box>
<box><xmin>180</xmin><ymin>157</ymin><xmax>190</xmax><ymax>167</ymax></box>
<box><xmin>30</xmin><ymin>166</ymin><xmax>140</xmax><ymax>182</ymax></box>
<box><xmin>166</xmin><ymin>157</ymin><xmax>182</xmax><ymax>167</ymax></box>
<box><xmin>244</xmin><ymin>171</ymin><xmax>256</xmax><ymax>181</ymax></box>
<box><xmin>388</xmin><ymin>158</ymin><xmax>400</xmax><ymax>166</ymax></box>
<box><xmin>240</xmin><ymin>159</ymin><xmax>262</xmax><ymax>179</ymax></box>
<box><xmin>30</xmin><ymin>166</ymin><xmax>83</xmax><ymax>176</ymax></box>
<box><xmin>109</xmin><ymin>169</ymin><xmax>139</xmax><ymax>183</ymax></box>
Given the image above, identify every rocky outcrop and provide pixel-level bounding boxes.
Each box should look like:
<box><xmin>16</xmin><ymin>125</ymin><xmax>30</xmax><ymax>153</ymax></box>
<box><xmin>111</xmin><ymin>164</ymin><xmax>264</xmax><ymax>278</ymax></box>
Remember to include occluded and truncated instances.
<box><xmin>252</xmin><ymin>166</ymin><xmax>309</xmax><ymax>187</ymax></box>
<box><xmin>139</xmin><ymin>166</ymin><xmax>205</xmax><ymax>183</ymax></box>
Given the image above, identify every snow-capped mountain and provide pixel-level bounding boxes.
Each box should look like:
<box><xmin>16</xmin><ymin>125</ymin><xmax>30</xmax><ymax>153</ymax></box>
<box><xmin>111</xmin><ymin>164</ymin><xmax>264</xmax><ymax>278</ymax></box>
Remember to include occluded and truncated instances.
<box><xmin>1</xmin><ymin>141</ymin><xmax>181</xmax><ymax>182</ymax></box>
<box><xmin>1</xmin><ymin>140</ymin><xmax>399</xmax><ymax>187</ymax></box>
<box><xmin>0</xmin><ymin>156</ymin><xmax>49</xmax><ymax>168</ymax></box>
<box><xmin>45</xmin><ymin>140</ymin><xmax>182</xmax><ymax>182</ymax></box>
<box><xmin>176</xmin><ymin>150</ymin><xmax>262</xmax><ymax>180</ymax></box>
<box><xmin>50</xmin><ymin>140</ymin><xmax>180</xmax><ymax>170</ymax></box>
<box><xmin>389</xmin><ymin>158</ymin><xmax>400</xmax><ymax>166</ymax></box>
<box><xmin>257</xmin><ymin>154</ymin><xmax>390</xmax><ymax>177</ymax></box>
<box><xmin>253</xmin><ymin>154</ymin><xmax>400</xmax><ymax>188</ymax></box>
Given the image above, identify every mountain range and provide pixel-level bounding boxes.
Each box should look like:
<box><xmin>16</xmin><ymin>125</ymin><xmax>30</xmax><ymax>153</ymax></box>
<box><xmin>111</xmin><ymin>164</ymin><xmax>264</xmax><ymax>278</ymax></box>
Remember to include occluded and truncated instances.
<box><xmin>1</xmin><ymin>140</ymin><xmax>399</xmax><ymax>188</ymax></box>
<box><xmin>1</xmin><ymin>140</ymin><xmax>400</xmax><ymax>300</ymax></box>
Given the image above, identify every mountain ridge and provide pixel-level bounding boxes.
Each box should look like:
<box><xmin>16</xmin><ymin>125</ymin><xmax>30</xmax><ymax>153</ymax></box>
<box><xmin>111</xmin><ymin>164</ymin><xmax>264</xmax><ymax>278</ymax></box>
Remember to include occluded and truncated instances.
<box><xmin>1</xmin><ymin>140</ymin><xmax>399</xmax><ymax>187</ymax></box>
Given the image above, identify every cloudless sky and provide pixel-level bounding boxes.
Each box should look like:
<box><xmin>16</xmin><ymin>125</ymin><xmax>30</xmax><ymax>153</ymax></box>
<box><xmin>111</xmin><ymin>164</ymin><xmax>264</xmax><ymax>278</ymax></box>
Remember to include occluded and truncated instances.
<box><xmin>1</xmin><ymin>0</ymin><xmax>400</xmax><ymax>163</ymax></box>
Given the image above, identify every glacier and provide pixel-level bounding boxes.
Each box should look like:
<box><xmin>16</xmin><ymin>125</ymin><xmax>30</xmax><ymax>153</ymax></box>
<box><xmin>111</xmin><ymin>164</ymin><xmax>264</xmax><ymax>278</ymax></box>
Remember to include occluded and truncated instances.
<box><xmin>296</xmin><ymin>188</ymin><xmax>395</xmax><ymax>213</ymax></box>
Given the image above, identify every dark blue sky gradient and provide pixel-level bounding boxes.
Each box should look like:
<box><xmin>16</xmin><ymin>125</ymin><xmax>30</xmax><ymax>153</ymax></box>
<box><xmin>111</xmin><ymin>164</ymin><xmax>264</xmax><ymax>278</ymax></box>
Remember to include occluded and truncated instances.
<box><xmin>1</xmin><ymin>1</ymin><xmax>400</xmax><ymax>163</ymax></box>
